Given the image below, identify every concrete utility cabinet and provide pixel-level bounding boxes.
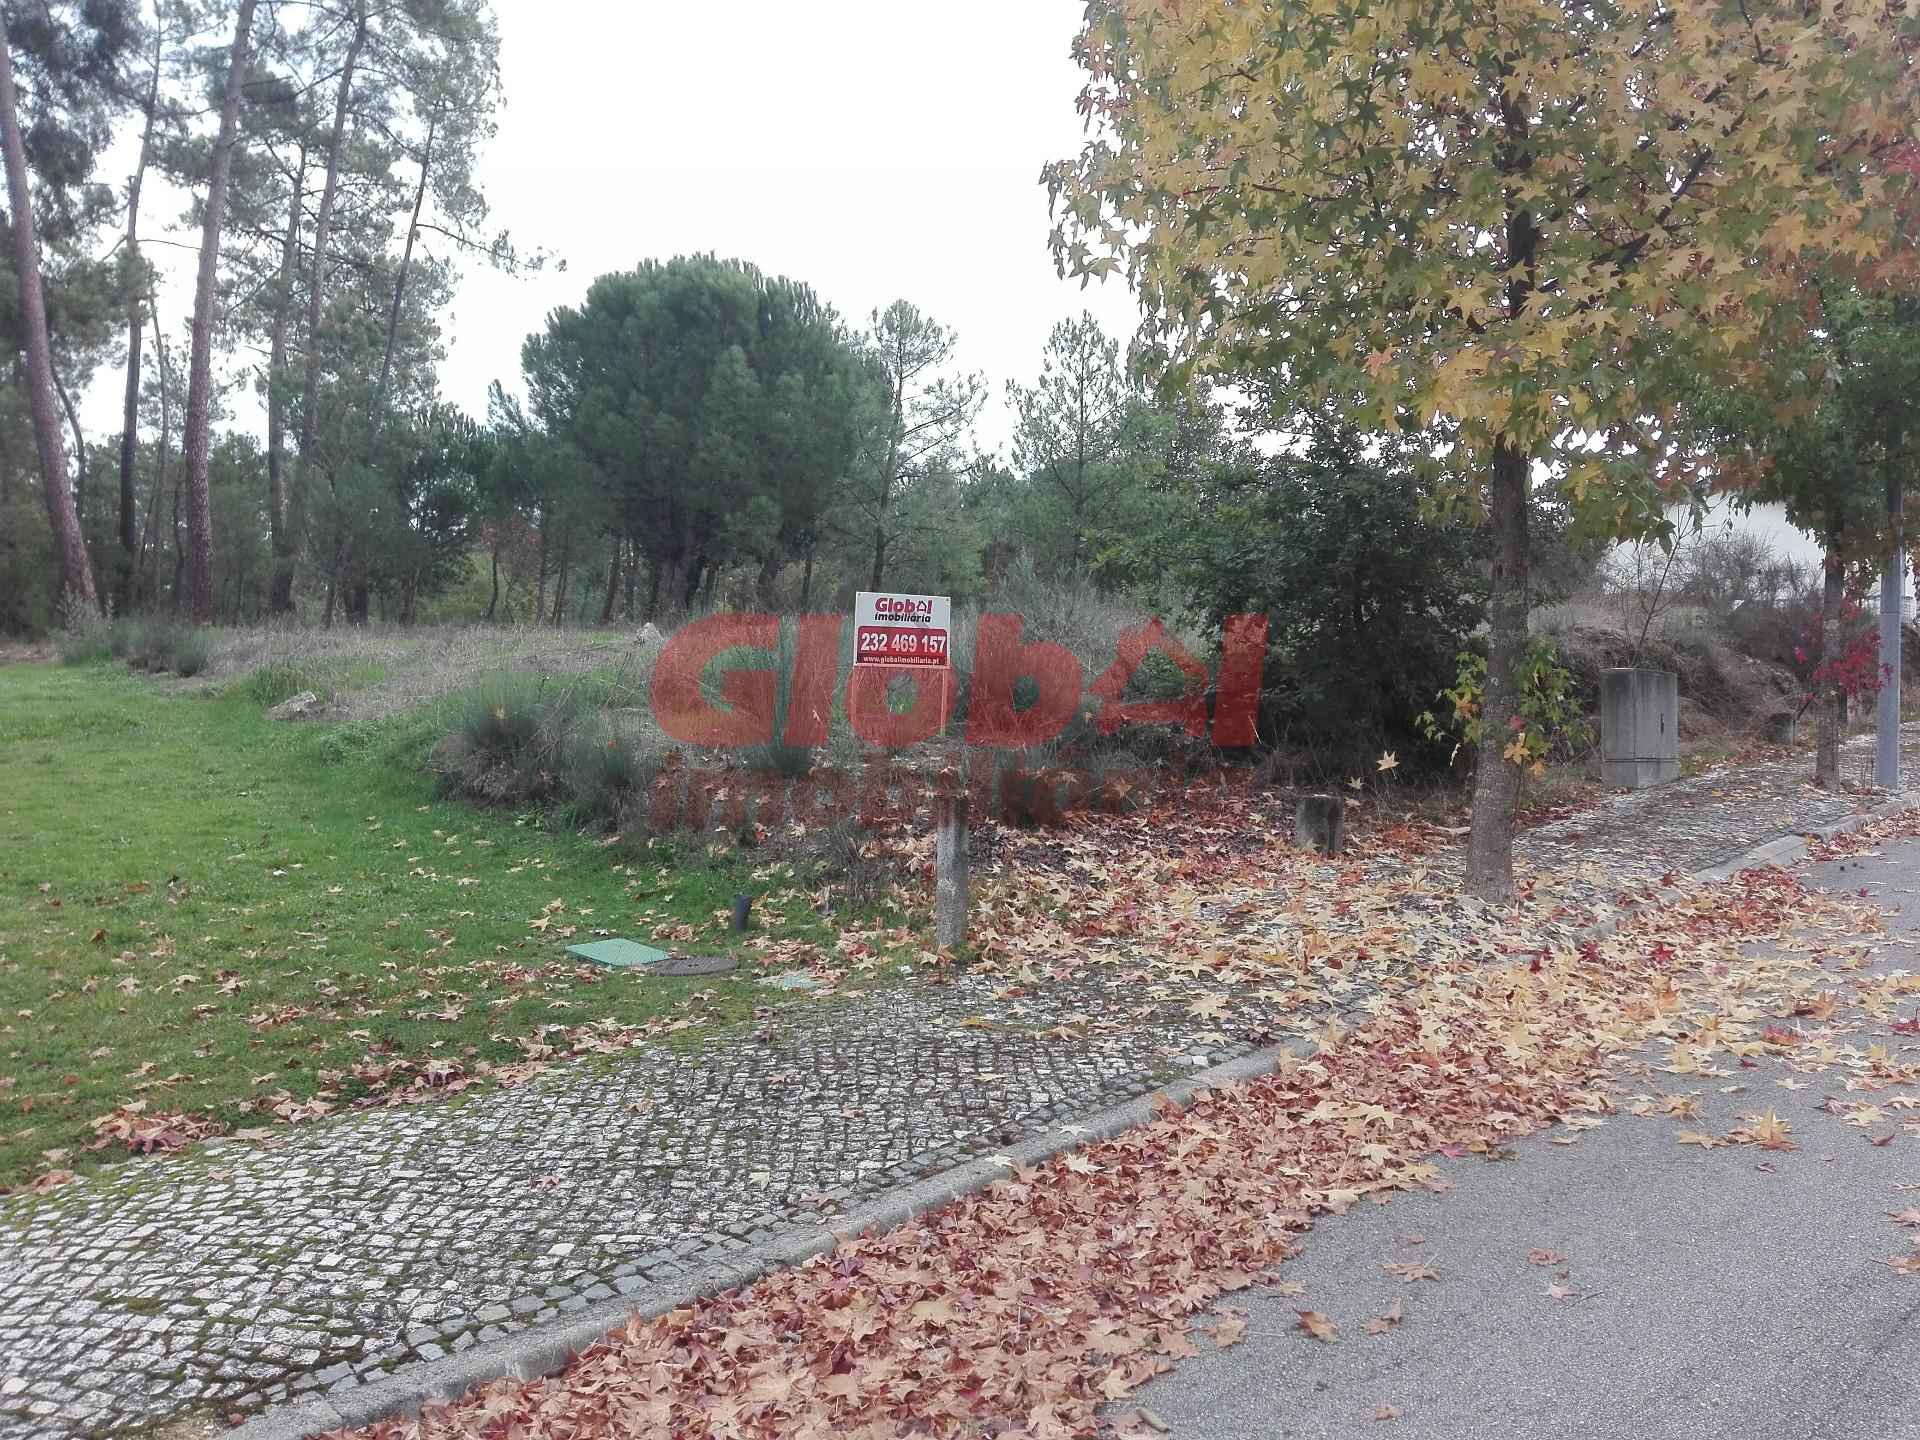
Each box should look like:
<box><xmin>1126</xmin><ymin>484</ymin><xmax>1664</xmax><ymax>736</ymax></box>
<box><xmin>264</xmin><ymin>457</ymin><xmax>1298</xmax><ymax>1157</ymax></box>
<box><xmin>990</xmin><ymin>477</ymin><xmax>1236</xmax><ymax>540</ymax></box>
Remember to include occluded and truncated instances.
<box><xmin>1600</xmin><ymin>667</ymin><xmax>1679</xmax><ymax>789</ymax></box>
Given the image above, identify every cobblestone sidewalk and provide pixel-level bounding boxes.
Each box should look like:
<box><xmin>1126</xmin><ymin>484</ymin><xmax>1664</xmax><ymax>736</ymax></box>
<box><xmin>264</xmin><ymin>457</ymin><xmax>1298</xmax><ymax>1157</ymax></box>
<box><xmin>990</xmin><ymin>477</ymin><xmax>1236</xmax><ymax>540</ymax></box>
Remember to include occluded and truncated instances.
<box><xmin>0</xmin><ymin>727</ymin><xmax>1911</xmax><ymax>1439</ymax></box>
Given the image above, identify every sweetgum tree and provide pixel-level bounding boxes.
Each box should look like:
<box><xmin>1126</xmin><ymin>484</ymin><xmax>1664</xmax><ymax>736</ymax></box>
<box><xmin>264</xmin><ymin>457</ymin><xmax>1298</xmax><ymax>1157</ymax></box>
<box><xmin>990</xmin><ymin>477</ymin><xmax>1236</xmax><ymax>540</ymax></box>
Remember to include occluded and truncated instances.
<box><xmin>1049</xmin><ymin>0</ymin><xmax>1920</xmax><ymax>898</ymax></box>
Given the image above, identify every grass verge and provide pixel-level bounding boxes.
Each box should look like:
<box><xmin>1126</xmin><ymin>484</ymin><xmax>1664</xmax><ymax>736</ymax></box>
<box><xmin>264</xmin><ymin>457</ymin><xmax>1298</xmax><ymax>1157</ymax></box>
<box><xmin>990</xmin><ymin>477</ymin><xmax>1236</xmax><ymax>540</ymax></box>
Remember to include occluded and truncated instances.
<box><xmin>0</xmin><ymin>660</ymin><xmax>912</xmax><ymax>1191</ymax></box>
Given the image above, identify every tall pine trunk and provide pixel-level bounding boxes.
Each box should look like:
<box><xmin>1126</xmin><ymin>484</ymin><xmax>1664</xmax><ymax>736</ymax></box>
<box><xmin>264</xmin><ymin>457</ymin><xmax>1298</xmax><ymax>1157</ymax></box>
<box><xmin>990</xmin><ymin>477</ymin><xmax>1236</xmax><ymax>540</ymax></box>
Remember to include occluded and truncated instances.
<box><xmin>599</xmin><ymin>546</ymin><xmax>620</xmax><ymax>623</ymax></box>
<box><xmin>117</xmin><ymin>27</ymin><xmax>163</xmax><ymax>614</ymax></box>
<box><xmin>296</xmin><ymin>7</ymin><xmax>368</xmax><ymax>618</ymax></box>
<box><xmin>181</xmin><ymin>0</ymin><xmax>259</xmax><ymax>623</ymax></box>
<box><xmin>267</xmin><ymin>151</ymin><xmax>306</xmax><ymax>615</ymax></box>
<box><xmin>535</xmin><ymin>522</ymin><xmax>549</xmax><ymax>622</ymax></box>
<box><xmin>869</xmin><ymin>384</ymin><xmax>906</xmax><ymax>590</ymax></box>
<box><xmin>552</xmin><ymin>535</ymin><xmax>571</xmax><ymax>624</ymax></box>
<box><xmin>54</xmin><ymin>366</ymin><xmax>87</xmax><ymax>531</ymax></box>
<box><xmin>138</xmin><ymin>291</ymin><xmax>172</xmax><ymax>604</ymax></box>
<box><xmin>0</xmin><ymin>11</ymin><xmax>98</xmax><ymax>614</ymax></box>
<box><xmin>364</xmin><ymin>112</ymin><xmax>435</xmax><ymax>462</ymax></box>
<box><xmin>1816</xmin><ymin>546</ymin><xmax>1845</xmax><ymax>787</ymax></box>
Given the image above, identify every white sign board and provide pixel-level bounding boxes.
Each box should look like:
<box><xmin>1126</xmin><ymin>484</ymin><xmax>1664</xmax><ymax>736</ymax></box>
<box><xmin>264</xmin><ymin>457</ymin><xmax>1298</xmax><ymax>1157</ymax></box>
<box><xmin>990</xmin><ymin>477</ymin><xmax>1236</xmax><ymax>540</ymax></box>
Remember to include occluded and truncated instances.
<box><xmin>853</xmin><ymin>590</ymin><xmax>951</xmax><ymax>669</ymax></box>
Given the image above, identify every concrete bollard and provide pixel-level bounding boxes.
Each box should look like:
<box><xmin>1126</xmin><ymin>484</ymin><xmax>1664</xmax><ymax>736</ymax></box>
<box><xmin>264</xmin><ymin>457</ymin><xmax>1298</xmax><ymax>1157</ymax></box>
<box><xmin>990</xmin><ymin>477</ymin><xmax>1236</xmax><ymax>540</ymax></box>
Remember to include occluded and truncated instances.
<box><xmin>1295</xmin><ymin>794</ymin><xmax>1346</xmax><ymax>856</ymax></box>
<box><xmin>935</xmin><ymin>794</ymin><xmax>968</xmax><ymax>952</ymax></box>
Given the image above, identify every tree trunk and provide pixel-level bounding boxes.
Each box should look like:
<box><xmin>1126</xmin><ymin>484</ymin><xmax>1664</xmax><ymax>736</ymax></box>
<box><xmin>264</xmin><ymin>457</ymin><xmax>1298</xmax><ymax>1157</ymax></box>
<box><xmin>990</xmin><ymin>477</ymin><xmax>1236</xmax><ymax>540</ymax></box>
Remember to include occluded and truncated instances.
<box><xmin>869</xmin><ymin>383</ymin><xmax>905</xmax><ymax>590</ymax></box>
<box><xmin>756</xmin><ymin>547</ymin><xmax>782</xmax><ymax>606</ymax></box>
<box><xmin>54</xmin><ymin>365</ymin><xmax>87</xmax><ymax>533</ymax></box>
<box><xmin>1465</xmin><ymin>97</ymin><xmax>1537</xmax><ymax>903</ymax></box>
<box><xmin>599</xmin><ymin>544</ymin><xmax>619</xmax><ymax>623</ymax></box>
<box><xmin>344</xmin><ymin>573</ymin><xmax>369</xmax><ymax>626</ymax></box>
<box><xmin>535</xmin><ymin>522</ymin><xmax>549</xmax><ymax>622</ymax></box>
<box><xmin>365</xmin><ymin>111</ymin><xmax>435</xmax><ymax>462</ymax></box>
<box><xmin>267</xmin><ymin>150</ymin><xmax>306</xmax><ymax>615</ymax></box>
<box><xmin>322</xmin><ymin>537</ymin><xmax>341</xmax><ymax>628</ymax></box>
<box><xmin>117</xmin><ymin>28</ymin><xmax>163</xmax><ymax>614</ymax></box>
<box><xmin>1877</xmin><ymin>479</ymin><xmax>1904</xmax><ymax>789</ymax></box>
<box><xmin>552</xmin><ymin>535</ymin><xmax>571</xmax><ymax>624</ymax></box>
<box><xmin>168</xmin><ymin>456</ymin><xmax>185</xmax><ymax>608</ymax></box>
<box><xmin>1466</xmin><ymin>437</ymin><xmax>1531</xmax><ymax>899</ymax></box>
<box><xmin>1816</xmin><ymin>546</ymin><xmax>1845</xmax><ymax>788</ymax></box>
<box><xmin>180</xmin><ymin>0</ymin><xmax>259</xmax><ymax>624</ymax></box>
<box><xmin>0</xmin><ymin>10</ymin><xmax>97</xmax><ymax>613</ymax></box>
<box><xmin>485</xmin><ymin>545</ymin><xmax>500</xmax><ymax>621</ymax></box>
<box><xmin>800</xmin><ymin>545</ymin><xmax>815</xmax><ymax>607</ymax></box>
<box><xmin>294</xmin><ymin>8</ymin><xmax>368</xmax><ymax>517</ymax></box>
<box><xmin>138</xmin><ymin>291</ymin><xmax>172</xmax><ymax>604</ymax></box>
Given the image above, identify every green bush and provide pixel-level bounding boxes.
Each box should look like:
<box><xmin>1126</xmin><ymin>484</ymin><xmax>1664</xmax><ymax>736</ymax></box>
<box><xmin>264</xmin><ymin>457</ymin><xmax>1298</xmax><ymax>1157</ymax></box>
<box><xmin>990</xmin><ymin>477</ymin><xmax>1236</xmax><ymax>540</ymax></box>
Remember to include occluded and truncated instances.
<box><xmin>236</xmin><ymin>658</ymin><xmax>331</xmax><ymax>708</ymax></box>
<box><xmin>55</xmin><ymin>622</ymin><xmax>115</xmax><ymax>666</ymax></box>
<box><xmin>1136</xmin><ymin>418</ymin><xmax>1485</xmax><ymax>778</ymax></box>
<box><xmin>96</xmin><ymin>618</ymin><xmax>213</xmax><ymax>677</ymax></box>
<box><xmin>1418</xmin><ymin>637</ymin><xmax>1595</xmax><ymax>773</ymax></box>
<box><xmin>558</xmin><ymin>725</ymin><xmax>661</xmax><ymax>828</ymax></box>
<box><xmin>166</xmin><ymin>628</ymin><xmax>211</xmax><ymax>677</ymax></box>
<box><xmin>430</xmin><ymin>679</ymin><xmax>583</xmax><ymax>808</ymax></box>
<box><xmin>431</xmin><ymin>676</ymin><xmax>676</xmax><ymax>835</ymax></box>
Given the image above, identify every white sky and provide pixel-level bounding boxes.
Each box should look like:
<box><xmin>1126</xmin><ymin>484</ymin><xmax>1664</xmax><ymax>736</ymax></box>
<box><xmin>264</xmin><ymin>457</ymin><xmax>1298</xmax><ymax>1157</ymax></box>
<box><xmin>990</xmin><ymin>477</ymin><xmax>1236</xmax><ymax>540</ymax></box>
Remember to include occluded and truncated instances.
<box><xmin>449</xmin><ymin>0</ymin><xmax>1146</xmax><ymax>448</ymax></box>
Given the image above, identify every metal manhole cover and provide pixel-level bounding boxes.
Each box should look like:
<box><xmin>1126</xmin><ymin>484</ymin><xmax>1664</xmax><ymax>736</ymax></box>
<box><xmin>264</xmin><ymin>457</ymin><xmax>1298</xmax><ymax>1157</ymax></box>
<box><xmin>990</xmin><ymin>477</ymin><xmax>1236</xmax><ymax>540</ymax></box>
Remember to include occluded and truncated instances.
<box><xmin>652</xmin><ymin>955</ymin><xmax>740</xmax><ymax>977</ymax></box>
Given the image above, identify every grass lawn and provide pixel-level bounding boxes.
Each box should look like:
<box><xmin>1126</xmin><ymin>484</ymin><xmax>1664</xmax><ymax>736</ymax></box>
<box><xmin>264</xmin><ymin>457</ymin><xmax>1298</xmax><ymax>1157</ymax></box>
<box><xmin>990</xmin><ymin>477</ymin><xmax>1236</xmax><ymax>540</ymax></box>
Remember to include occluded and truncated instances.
<box><xmin>0</xmin><ymin>659</ymin><xmax>909</xmax><ymax>1191</ymax></box>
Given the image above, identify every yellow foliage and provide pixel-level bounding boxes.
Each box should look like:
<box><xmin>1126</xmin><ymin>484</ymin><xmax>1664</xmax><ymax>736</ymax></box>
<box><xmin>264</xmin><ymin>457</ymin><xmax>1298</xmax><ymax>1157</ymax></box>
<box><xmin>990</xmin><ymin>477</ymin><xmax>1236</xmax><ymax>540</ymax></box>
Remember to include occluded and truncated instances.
<box><xmin>1049</xmin><ymin>0</ymin><xmax>1920</xmax><ymax>527</ymax></box>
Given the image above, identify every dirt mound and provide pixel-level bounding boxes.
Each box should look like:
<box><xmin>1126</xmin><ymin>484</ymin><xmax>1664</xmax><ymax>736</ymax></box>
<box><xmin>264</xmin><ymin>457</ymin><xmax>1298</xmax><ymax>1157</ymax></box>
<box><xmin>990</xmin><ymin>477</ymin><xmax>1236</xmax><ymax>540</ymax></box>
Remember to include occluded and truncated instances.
<box><xmin>1552</xmin><ymin>626</ymin><xmax>1801</xmax><ymax>745</ymax></box>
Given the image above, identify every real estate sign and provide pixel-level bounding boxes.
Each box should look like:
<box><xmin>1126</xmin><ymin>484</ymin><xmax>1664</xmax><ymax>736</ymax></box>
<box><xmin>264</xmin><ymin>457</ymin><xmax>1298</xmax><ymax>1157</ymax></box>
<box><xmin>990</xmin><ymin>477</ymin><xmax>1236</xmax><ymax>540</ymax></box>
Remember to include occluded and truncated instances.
<box><xmin>853</xmin><ymin>590</ymin><xmax>951</xmax><ymax>668</ymax></box>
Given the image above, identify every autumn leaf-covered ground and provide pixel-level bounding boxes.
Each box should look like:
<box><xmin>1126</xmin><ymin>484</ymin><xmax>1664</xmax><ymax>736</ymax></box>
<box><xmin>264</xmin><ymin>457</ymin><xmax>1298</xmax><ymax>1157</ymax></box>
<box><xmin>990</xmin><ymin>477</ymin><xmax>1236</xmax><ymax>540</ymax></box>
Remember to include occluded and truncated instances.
<box><xmin>1134</xmin><ymin>827</ymin><xmax>1920</xmax><ymax>1437</ymax></box>
<box><xmin>0</xmin><ymin>661</ymin><xmax>914</xmax><ymax>1190</ymax></box>
<box><xmin>328</xmin><ymin>810</ymin><xmax>1920</xmax><ymax>1440</ymax></box>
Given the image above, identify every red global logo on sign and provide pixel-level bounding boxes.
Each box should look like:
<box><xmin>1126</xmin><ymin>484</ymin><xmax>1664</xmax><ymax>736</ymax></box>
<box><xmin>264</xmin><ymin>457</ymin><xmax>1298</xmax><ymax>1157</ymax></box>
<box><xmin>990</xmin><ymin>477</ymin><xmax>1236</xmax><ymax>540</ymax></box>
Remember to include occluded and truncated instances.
<box><xmin>854</xmin><ymin>590</ymin><xmax>951</xmax><ymax>669</ymax></box>
<box><xmin>650</xmin><ymin>605</ymin><xmax>1268</xmax><ymax>753</ymax></box>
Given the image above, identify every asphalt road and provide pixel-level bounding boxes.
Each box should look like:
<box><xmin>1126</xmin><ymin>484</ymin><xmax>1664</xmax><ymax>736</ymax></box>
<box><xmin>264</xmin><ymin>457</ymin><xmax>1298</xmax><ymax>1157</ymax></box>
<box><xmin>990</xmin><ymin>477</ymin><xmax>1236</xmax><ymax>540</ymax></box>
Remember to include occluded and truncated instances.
<box><xmin>1132</xmin><ymin>833</ymin><xmax>1920</xmax><ymax>1440</ymax></box>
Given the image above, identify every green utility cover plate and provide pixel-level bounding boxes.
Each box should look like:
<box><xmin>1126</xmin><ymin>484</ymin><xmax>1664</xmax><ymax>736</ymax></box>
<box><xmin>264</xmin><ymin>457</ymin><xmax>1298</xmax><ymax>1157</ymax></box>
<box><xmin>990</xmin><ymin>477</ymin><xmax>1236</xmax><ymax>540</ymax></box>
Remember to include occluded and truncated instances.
<box><xmin>567</xmin><ymin>939</ymin><xmax>671</xmax><ymax>969</ymax></box>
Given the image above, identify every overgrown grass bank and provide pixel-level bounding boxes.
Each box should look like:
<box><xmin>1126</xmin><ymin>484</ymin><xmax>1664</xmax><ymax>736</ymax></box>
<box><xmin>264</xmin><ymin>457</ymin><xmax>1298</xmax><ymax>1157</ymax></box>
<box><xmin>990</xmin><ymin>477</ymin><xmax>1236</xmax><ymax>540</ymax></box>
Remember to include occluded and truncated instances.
<box><xmin>0</xmin><ymin>661</ymin><xmax>906</xmax><ymax>1191</ymax></box>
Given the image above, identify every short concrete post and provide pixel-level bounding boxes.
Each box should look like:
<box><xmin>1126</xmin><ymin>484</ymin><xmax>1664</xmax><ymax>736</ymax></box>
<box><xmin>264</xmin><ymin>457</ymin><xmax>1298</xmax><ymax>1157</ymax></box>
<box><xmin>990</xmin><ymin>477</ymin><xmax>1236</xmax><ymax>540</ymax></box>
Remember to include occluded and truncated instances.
<box><xmin>1295</xmin><ymin>794</ymin><xmax>1345</xmax><ymax>856</ymax></box>
<box><xmin>935</xmin><ymin>794</ymin><xmax>968</xmax><ymax>952</ymax></box>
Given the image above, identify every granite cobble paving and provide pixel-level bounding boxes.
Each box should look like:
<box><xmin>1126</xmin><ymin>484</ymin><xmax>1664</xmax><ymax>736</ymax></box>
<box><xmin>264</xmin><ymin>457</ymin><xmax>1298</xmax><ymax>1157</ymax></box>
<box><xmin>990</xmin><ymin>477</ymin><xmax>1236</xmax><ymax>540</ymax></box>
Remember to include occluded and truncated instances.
<box><xmin>0</xmin><ymin>726</ymin><xmax>1911</xmax><ymax>1439</ymax></box>
<box><xmin>1526</xmin><ymin>725</ymin><xmax>1920</xmax><ymax>878</ymax></box>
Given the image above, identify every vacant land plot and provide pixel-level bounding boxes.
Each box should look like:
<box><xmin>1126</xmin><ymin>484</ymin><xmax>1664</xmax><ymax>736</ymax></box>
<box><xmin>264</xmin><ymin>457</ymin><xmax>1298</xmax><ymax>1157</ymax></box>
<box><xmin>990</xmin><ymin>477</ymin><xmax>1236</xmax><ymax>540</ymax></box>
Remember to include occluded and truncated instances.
<box><xmin>0</xmin><ymin>660</ymin><xmax>908</xmax><ymax>1191</ymax></box>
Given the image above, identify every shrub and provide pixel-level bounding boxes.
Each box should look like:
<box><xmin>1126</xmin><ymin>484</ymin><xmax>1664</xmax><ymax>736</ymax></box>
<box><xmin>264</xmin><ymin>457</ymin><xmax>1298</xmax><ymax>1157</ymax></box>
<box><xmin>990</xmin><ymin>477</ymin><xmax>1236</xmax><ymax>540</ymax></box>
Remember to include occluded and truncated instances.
<box><xmin>1139</xmin><ymin>418</ymin><xmax>1485</xmax><ymax>777</ymax></box>
<box><xmin>430</xmin><ymin>679</ymin><xmax>584</xmax><ymax>808</ymax></box>
<box><xmin>1418</xmin><ymin>637</ymin><xmax>1595</xmax><ymax>773</ymax></box>
<box><xmin>166</xmin><ymin>629</ymin><xmax>211</xmax><ymax>678</ymax></box>
<box><xmin>55</xmin><ymin>613</ymin><xmax>115</xmax><ymax>665</ymax></box>
<box><xmin>101</xmin><ymin>618</ymin><xmax>213</xmax><ymax>678</ymax></box>
<box><xmin>236</xmin><ymin>659</ymin><xmax>333</xmax><ymax>708</ymax></box>
<box><xmin>558</xmin><ymin>724</ymin><xmax>663</xmax><ymax>828</ymax></box>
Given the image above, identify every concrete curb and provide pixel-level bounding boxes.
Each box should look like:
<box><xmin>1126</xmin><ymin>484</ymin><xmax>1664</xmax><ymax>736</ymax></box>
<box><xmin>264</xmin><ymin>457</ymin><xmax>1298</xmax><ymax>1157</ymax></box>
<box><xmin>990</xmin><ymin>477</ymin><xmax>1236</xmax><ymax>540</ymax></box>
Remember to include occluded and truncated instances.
<box><xmin>223</xmin><ymin>789</ymin><xmax>1920</xmax><ymax>1440</ymax></box>
<box><xmin>1686</xmin><ymin>790</ymin><xmax>1919</xmax><ymax>883</ymax></box>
